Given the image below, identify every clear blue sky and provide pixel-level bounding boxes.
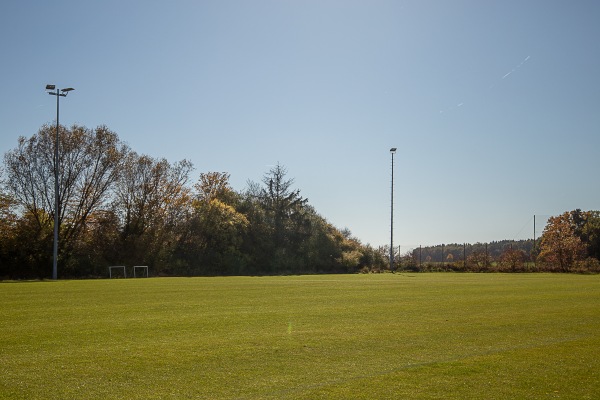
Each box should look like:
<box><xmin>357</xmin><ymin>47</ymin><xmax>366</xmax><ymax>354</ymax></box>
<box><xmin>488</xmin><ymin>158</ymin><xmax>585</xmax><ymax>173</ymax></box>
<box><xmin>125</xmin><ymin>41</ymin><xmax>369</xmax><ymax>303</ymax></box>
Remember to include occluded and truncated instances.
<box><xmin>1</xmin><ymin>1</ymin><xmax>599</xmax><ymax>249</ymax></box>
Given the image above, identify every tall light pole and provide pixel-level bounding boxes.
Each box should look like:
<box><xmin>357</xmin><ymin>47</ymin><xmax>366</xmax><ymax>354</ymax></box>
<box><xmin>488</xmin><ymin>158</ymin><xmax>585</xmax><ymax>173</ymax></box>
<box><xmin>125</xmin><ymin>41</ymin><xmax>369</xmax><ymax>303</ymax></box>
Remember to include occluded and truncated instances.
<box><xmin>390</xmin><ymin>147</ymin><xmax>397</xmax><ymax>272</ymax></box>
<box><xmin>46</xmin><ymin>85</ymin><xmax>74</xmax><ymax>280</ymax></box>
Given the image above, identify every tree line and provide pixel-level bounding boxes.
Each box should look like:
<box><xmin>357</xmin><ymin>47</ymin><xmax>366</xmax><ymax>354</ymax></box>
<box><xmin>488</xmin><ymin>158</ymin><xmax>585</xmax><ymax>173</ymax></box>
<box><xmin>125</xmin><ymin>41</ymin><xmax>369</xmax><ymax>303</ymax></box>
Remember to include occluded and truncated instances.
<box><xmin>2</xmin><ymin>125</ymin><xmax>598</xmax><ymax>278</ymax></box>
<box><xmin>0</xmin><ymin>124</ymin><xmax>387</xmax><ymax>279</ymax></box>
<box><xmin>400</xmin><ymin>210</ymin><xmax>600</xmax><ymax>273</ymax></box>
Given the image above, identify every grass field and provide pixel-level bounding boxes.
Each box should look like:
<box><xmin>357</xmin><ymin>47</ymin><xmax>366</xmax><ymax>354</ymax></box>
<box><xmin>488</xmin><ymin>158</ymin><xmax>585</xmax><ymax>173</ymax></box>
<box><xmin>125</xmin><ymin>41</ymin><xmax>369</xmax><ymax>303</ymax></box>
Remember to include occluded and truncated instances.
<box><xmin>1</xmin><ymin>274</ymin><xmax>599</xmax><ymax>399</ymax></box>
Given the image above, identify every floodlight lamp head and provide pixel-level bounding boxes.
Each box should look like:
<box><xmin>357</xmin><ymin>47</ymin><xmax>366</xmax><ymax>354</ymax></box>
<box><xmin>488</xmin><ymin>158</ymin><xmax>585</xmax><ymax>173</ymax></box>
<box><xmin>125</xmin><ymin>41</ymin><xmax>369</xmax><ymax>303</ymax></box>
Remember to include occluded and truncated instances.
<box><xmin>61</xmin><ymin>87</ymin><xmax>74</xmax><ymax>93</ymax></box>
<box><xmin>46</xmin><ymin>84</ymin><xmax>56</xmax><ymax>90</ymax></box>
<box><xmin>390</xmin><ymin>148</ymin><xmax>397</xmax><ymax>153</ymax></box>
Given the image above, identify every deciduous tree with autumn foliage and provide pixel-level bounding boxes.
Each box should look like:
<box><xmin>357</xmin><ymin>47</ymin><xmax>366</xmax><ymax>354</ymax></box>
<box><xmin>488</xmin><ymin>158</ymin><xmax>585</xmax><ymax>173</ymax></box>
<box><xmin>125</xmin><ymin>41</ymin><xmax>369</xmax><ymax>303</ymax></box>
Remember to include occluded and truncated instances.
<box><xmin>537</xmin><ymin>210</ymin><xmax>600</xmax><ymax>272</ymax></box>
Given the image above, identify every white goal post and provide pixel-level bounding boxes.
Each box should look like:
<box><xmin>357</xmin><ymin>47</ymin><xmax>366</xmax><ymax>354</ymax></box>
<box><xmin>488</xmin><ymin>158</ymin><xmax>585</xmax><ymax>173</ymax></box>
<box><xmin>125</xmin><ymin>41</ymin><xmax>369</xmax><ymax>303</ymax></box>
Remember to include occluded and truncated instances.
<box><xmin>109</xmin><ymin>266</ymin><xmax>127</xmax><ymax>278</ymax></box>
<box><xmin>133</xmin><ymin>266</ymin><xmax>149</xmax><ymax>278</ymax></box>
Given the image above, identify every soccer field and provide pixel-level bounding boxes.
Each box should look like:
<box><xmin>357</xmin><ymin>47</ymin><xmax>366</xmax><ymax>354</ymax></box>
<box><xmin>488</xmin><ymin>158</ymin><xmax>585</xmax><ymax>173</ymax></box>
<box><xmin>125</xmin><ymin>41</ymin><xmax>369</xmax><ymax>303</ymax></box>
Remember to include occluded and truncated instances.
<box><xmin>1</xmin><ymin>274</ymin><xmax>599</xmax><ymax>399</ymax></box>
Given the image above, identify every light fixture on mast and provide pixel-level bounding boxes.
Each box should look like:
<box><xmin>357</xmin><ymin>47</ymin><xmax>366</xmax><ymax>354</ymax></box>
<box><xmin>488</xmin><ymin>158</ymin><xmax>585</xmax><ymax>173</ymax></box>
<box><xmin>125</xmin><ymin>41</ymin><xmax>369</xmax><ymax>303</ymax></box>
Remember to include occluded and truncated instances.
<box><xmin>46</xmin><ymin>84</ymin><xmax>75</xmax><ymax>280</ymax></box>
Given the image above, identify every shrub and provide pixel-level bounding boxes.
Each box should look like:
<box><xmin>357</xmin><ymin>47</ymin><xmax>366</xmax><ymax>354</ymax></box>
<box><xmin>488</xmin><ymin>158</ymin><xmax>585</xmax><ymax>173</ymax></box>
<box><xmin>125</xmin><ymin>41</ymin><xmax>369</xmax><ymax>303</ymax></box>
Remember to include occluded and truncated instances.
<box><xmin>572</xmin><ymin>258</ymin><xmax>600</xmax><ymax>274</ymax></box>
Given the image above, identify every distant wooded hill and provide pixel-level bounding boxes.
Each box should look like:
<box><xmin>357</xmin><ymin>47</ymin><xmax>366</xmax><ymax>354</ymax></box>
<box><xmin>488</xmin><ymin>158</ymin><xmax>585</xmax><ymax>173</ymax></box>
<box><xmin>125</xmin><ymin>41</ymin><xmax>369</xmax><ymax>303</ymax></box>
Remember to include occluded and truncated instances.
<box><xmin>412</xmin><ymin>240</ymin><xmax>535</xmax><ymax>264</ymax></box>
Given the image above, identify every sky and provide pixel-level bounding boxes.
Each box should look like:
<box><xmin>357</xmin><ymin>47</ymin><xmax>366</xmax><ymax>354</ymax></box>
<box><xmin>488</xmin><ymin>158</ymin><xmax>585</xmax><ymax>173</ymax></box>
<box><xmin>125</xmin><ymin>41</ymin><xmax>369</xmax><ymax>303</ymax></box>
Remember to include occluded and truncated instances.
<box><xmin>1</xmin><ymin>0</ymin><xmax>599</xmax><ymax>249</ymax></box>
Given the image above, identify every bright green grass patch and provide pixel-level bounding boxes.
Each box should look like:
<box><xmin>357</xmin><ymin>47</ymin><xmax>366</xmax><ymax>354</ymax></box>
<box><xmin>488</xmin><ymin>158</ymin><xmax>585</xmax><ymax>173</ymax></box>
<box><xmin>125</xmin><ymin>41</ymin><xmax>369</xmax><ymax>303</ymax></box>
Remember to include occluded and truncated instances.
<box><xmin>1</xmin><ymin>274</ymin><xmax>599</xmax><ymax>399</ymax></box>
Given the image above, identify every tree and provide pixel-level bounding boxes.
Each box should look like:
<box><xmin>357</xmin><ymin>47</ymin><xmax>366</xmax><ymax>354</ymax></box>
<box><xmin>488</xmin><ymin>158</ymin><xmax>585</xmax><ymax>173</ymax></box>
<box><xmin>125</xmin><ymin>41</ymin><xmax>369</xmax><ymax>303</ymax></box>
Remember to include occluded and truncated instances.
<box><xmin>466</xmin><ymin>251</ymin><xmax>489</xmax><ymax>272</ymax></box>
<box><xmin>537</xmin><ymin>212</ymin><xmax>586</xmax><ymax>272</ymax></box>
<box><xmin>249</xmin><ymin>163</ymin><xmax>310</xmax><ymax>273</ymax></box>
<box><xmin>299</xmin><ymin>215</ymin><xmax>343</xmax><ymax>273</ymax></box>
<box><xmin>0</xmin><ymin>188</ymin><xmax>18</xmax><ymax>277</ymax></box>
<box><xmin>187</xmin><ymin>198</ymin><xmax>249</xmax><ymax>275</ymax></box>
<box><xmin>113</xmin><ymin>152</ymin><xmax>193</xmax><ymax>271</ymax></box>
<box><xmin>176</xmin><ymin>172</ymin><xmax>249</xmax><ymax>275</ymax></box>
<box><xmin>261</xmin><ymin>164</ymin><xmax>309</xmax><ymax>247</ymax></box>
<box><xmin>572</xmin><ymin>209</ymin><xmax>600</xmax><ymax>260</ymax></box>
<box><xmin>498</xmin><ymin>248</ymin><xmax>526</xmax><ymax>272</ymax></box>
<box><xmin>66</xmin><ymin>209</ymin><xmax>121</xmax><ymax>276</ymax></box>
<box><xmin>195</xmin><ymin>172</ymin><xmax>236</xmax><ymax>204</ymax></box>
<box><xmin>3</xmin><ymin>124</ymin><xmax>127</xmax><ymax>276</ymax></box>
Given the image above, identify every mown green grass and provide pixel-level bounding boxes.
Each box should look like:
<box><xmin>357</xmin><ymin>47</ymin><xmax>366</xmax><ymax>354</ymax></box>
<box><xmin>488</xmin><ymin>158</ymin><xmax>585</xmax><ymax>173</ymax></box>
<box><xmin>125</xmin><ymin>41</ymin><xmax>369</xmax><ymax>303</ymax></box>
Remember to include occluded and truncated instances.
<box><xmin>1</xmin><ymin>274</ymin><xmax>599</xmax><ymax>399</ymax></box>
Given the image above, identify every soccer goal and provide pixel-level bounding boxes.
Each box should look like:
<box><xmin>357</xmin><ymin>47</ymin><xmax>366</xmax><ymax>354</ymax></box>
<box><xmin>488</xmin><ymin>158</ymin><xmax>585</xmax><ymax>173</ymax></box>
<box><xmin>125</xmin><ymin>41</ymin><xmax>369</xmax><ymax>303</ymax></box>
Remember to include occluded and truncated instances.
<box><xmin>133</xmin><ymin>266</ymin><xmax>149</xmax><ymax>278</ymax></box>
<box><xmin>109</xmin><ymin>266</ymin><xmax>127</xmax><ymax>278</ymax></box>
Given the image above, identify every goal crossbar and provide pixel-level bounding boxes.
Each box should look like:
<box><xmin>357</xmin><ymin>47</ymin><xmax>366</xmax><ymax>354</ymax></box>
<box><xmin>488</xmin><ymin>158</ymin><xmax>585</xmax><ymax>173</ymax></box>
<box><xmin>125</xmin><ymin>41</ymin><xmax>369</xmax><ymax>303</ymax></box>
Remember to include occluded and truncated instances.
<box><xmin>108</xmin><ymin>266</ymin><xmax>126</xmax><ymax>278</ymax></box>
<box><xmin>133</xmin><ymin>266</ymin><xmax>149</xmax><ymax>278</ymax></box>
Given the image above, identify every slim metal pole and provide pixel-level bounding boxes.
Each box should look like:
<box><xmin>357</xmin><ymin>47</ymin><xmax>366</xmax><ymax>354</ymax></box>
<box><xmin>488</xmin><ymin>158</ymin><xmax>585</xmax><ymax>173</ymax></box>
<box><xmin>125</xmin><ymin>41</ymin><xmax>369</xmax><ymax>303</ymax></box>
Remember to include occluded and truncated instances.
<box><xmin>47</xmin><ymin>86</ymin><xmax>73</xmax><ymax>280</ymax></box>
<box><xmin>53</xmin><ymin>90</ymin><xmax>59</xmax><ymax>280</ymax></box>
<box><xmin>485</xmin><ymin>243</ymin><xmax>488</xmax><ymax>268</ymax></box>
<box><xmin>531</xmin><ymin>214</ymin><xmax>536</xmax><ymax>268</ymax></box>
<box><xmin>441</xmin><ymin>244</ymin><xmax>444</xmax><ymax>266</ymax></box>
<box><xmin>390</xmin><ymin>151</ymin><xmax>394</xmax><ymax>272</ymax></box>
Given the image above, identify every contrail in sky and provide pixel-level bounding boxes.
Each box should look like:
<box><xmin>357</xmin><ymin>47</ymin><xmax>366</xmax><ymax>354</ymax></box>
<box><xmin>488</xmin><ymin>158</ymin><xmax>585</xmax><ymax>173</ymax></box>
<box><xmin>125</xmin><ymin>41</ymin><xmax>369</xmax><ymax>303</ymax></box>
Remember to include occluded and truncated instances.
<box><xmin>440</xmin><ymin>55</ymin><xmax>531</xmax><ymax>115</ymax></box>
<box><xmin>502</xmin><ymin>55</ymin><xmax>531</xmax><ymax>79</ymax></box>
<box><xmin>439</xmin><ymin>101</ymin><xmax>464</xmax><ymax>114</ymax></box>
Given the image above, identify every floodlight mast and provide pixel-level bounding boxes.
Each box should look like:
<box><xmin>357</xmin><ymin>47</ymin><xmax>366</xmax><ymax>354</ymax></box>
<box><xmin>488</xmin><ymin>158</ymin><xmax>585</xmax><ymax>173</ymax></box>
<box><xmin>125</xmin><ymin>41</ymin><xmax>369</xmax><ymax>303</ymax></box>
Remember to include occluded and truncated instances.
<box><xmin>390</xmin><ymin>148</ymin><xmax>397</xmax><ymax>272</ymax></box>
<box><xmin>46</xmin><ymin>85</ymin><xmax>74</xmax><ymax>280</ymax></box>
